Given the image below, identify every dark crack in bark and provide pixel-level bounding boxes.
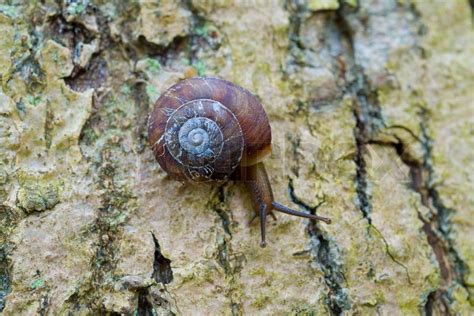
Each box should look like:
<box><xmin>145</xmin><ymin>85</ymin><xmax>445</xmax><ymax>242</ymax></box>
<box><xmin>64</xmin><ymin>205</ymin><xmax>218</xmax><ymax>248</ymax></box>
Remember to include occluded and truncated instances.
<box><xmin>73</xmin><ymin>60</ymin><xmax>138</xmax><ymax>313</ymax></box>
<box><xmin>216</xmin><ymin>234</ymin><xmax>233</xmax><ymax>276</ymax></box>
<box><xmin>285</xmin><ymin>2</ymin><xmax>348</xmax><ymax>111</ymax></box>
<box><xmin>38</xmin><ymin>294</ymin><xmax>49</xmax><ymax>316</ymax></box>
<box><xmin>86</xmin><ymin>145</ymin><xmax>137</xmax><ymax>312</ymax></box>
<box><xmin>366</xmin><ymin>110</ymin><xmax>471</xmax><ymax>315</ymax></box>
<box><xmin>151</xmin><ymin>233</ymin><xmax>173</xmax><ymax>284</ymax></box>
<box><xmin>333</xmin><ymin>1</ymin><xmax>469</xmax><ymax>312</ymax></box>
<box><xmin>77</xmin><ymin>45</ymin><xmax>136</xmax><ymax>315</ymax></box>
<box><xmin>136</xmin><ymin>288</ymin><xmax>155</xmax><ymax>316</ymax></box>
<box><xmin>5</xmin><ymin>24</ymin><xmax>46</xmax><ymax>96</ymax></box>
<box><xmin>64</xmin><ymin>55</ymin><xmax>108</xmax><ymax>92</ymax></box>
<box><xmin>352</xmin><ymin>101</ymin><xmax>372</xmax><ymax>224</ymax></box>
<box><xmin>341</xmin><ymin>1</ymin><xmax>467</xmax><ymax>310</ymax></box>
<box><xmin>283</xmin><ymin>3</ymin><xmax>357</xmax><ymax>314</ymax></box>
<box><xmin>335</xmin><ymin>4</ymin><xmax>384</xmax><ymax>224</ymax></box>
<box><xmin>133</xmin><ymin>234</ymin><xmax>175</xmax><ymax>315</ymax></box>
<box><xmin>208</xmin><ymin>186</ymin><xmax>234</xmax><ymax>274</ymax></box>
<box><xmin>0</xmin><ymin>246</ymin><xmax>10</xmax><ymax>313</ymax></box>
<box><xmin>207</xmin><ymin>185</ymin><xmax>244</xmax><ymax>314</ymax></box>
<box><xmin>416</xmin><ymin>110</ymin><xmax>471</xmax><ymax>315</ymax></box>
<box><xmin>212</xmin><ymin>186</ymin><xmax>232</xmax><ymax>236</ymax></box>
<box><xmin>288</xmin><ymin>180</ymin><xmax>350</xmax><ymax>315</ymax></box>
<box><xmin>44</xmin><ymin>101</ymin><xmax>54</xmax><ymax>150</ymax></box>
<box><xmin>347</xmin><ymin>70</ymin><xmax>384</xmax><ymax>226</ymax></box>
<box><xmin>285</xmin><ymin>0</ymin><xmax>309</xmax><ymax>52</ymax></box>
<box><xmin>46</xmin><ymin>10</ymin><xmax>96</xmax><ymax>47</ymax></box>
<box><xmin>331</xmin><ymin>7</ymin><xmax>412</xmax><ymax>285</ymax></box>
<box><xmin>368</xmin><ymin>224</ymin><xmax>412</xmax><ymax>284</ymax></box>
<box><xmin>45</xmin><ymin>2</ymin><xmax>112</xmax><ymax>92</ymax></box>
<box><xmin>0</xmin><ymin>205</ymin><xmax>19</xmax><ymax>312</ymax></box>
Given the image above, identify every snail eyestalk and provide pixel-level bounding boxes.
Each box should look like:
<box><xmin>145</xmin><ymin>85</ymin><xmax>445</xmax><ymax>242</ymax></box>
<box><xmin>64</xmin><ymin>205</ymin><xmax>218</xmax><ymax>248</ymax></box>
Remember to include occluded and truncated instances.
<box><xmin>242</xmin><ymin>162</ymin><xmax>332</xmax><ymax>247</ymax></box>
<box><xmin>272</xmin><ymin>202</ymin><xmax>332</xmax><ymax>224</ymax></box>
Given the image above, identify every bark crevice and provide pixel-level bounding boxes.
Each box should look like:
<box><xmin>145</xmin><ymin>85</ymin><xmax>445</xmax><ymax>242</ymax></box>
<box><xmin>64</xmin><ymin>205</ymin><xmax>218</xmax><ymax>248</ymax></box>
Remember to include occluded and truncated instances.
<box><xmin>288</xmin><ymin>180</ymin><xmax>350</xmax><ymax>315</ymax></box>
<box><xmin>151</xmin><ymin>233</ymin><xmax>173</xmax><ymax>285</ymax></box>
<box><xmin>0</xmin><ymin>206</ymin><xmax>19</xmax><ymax>312</ymax></box>
<box><xmin>208</xmin><ymin>185</ymin><xmax>243</xmax><ymax>314</ymax></box>
<box><xmin>416</xmin><ymin>111</ymin><xmax>471</xmax><ymax>314</ymax></box>
<box><xmin>365</xmin><ymin>113</ymin><xmax>470</xmax><ymax>314</ymax></box>
<box><xmin>86</xmin><ymin>146</ymin><xmax>137</xmax><ymax>311</ymax></box>
<box><xmin>334</xmin><ymin>3</ymin><xmax>470</xmax><ymax>313</ymax></box>
<box><xmin>136</xmin><ymin>289</ymin><xmax>154</xmax><ymax>316</ymax></box>
<box><xmin>0</xmin><ymin>246</ymin><xmax>11</xmax><ymax>313</ymax></box>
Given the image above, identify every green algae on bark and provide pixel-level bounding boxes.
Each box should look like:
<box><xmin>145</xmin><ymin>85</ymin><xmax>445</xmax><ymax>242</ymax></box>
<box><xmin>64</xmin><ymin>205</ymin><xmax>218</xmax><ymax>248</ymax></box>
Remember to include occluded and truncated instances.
<box><xmin>16</xmin><ymin>180</ymin><xmax>60</xmax><ymax>213</ymax></box>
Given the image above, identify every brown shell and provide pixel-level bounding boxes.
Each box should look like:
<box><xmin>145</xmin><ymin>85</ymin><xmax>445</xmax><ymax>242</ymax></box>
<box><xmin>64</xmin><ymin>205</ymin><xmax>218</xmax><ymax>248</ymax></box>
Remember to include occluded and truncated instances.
<box><xmin>148</xmin><ymin>77</ymin><xmax>272</xmax><ymax>182</ymax></box>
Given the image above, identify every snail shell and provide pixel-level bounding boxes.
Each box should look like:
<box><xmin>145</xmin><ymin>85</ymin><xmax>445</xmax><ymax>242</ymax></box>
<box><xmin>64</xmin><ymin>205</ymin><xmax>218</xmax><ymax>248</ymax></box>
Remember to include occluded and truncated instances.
<box><xmin>148</xmin><ymin>77</ymin><xmax>272</xmax><ymax>182</ymax></box>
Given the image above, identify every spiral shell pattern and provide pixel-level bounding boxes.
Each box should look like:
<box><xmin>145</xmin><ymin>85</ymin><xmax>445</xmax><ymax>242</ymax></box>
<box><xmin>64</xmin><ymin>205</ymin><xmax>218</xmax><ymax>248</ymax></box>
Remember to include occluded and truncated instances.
<box><xmin>148</xmin><ymin>77</ymin><xmax>272</xmax><ymax>182</ymax></box>
<box><xmin>163</xmin><ymin>99</ymin><xmax>243</xmax><ymax>181</ymax></box>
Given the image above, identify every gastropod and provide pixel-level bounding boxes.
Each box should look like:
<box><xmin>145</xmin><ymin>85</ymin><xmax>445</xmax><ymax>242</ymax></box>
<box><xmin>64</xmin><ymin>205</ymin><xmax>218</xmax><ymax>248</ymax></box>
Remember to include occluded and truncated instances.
<box><xmin>148</xmin><ymin>77</ymin><xmax>331</xmax><ymax>247</ymax></box>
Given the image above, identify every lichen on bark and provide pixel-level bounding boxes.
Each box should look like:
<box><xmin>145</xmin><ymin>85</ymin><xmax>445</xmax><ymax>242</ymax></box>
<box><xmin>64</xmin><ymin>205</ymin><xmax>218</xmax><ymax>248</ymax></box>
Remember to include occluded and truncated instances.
<box><xmin>0</xmin><ymin>0</ymin><xmax>472</xmax><ymax>315</ymax></box>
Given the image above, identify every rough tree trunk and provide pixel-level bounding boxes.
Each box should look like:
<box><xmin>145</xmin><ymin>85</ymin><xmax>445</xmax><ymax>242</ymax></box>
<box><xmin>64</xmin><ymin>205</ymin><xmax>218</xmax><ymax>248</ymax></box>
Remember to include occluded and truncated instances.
<box><xmin>0</xmin><ymin>0</ymin><xmax>472</xmax><ymax>315</ymax></box>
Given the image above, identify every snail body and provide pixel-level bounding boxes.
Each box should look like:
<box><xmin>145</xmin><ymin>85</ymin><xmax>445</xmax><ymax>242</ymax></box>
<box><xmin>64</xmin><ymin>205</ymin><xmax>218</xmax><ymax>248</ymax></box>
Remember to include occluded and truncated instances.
<box><xmin>148</xmin><ymin>77</ymin><xmax>330</xmax><ymax>247</ymax></box>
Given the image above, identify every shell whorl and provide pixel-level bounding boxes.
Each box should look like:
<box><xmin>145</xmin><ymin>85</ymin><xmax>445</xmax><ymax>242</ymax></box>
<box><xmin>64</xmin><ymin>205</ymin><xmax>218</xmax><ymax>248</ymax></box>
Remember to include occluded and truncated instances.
<box><xmin>163</xmin><ymin>99</ymin><xmax>244</xmax><ymax>181</ymax></box>
<box><xmin>148</xmin><ymin>77</ymin><xmax>272</xmax><ymax>182</ymax></box>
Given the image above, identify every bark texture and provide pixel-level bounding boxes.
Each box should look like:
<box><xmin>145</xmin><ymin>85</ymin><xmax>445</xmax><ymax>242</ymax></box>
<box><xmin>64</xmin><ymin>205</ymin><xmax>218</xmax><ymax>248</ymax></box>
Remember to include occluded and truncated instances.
<box><xmin>0</xmin><ymin>0</ymin><xmax>473</xmax><ymax>315</ymax></box>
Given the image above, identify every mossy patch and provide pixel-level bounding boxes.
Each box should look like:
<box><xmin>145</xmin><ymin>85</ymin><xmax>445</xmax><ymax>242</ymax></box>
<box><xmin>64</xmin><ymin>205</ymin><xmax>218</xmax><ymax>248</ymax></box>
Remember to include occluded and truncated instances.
<box><xmin>17</xmin><ymin>179</ymin><xmax>61</xmax><ymax>213</ymax></box>
<box><xmin>290</xmin><ymin>303</ymin><xmax>319</xmax><ymax>315</ymax></box>
<box><xmin>251</xmin><ymin>293</ymin><xmax>271</xmax><ymax>309</ymax></box>
<box><xmin>307</xmin><ymin>0</ymin><xmax>339</xmax><ymax>11</ymax></box>
<box><xmin>145</xmin><ymin>58</ymin><xmax>161</xmax><ymax>74</ymax></box>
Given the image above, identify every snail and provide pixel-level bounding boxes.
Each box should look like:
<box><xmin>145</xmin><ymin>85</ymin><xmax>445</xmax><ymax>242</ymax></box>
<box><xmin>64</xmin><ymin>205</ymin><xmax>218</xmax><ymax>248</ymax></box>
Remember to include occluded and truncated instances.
<box><xmin>148</xmin><ymin>77</ymin><xmax>331</xmax><ymax>247</ymax></box>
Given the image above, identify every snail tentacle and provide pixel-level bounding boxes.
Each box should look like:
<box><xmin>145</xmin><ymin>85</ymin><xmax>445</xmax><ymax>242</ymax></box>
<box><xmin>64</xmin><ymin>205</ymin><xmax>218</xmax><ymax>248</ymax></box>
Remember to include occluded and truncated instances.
<box><xmin>272</xmin><ymin>202</ymin><xmax>332</xmax><ymax>224</ymax></box>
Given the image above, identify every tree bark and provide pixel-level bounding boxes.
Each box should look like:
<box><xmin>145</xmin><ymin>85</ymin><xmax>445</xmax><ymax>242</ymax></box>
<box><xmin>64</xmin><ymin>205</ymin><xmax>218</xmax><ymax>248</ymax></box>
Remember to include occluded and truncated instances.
<box><xmin>0</xmin><ymin>0</ymin><xmax>472</xmax><ymax>315</ymax></box>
